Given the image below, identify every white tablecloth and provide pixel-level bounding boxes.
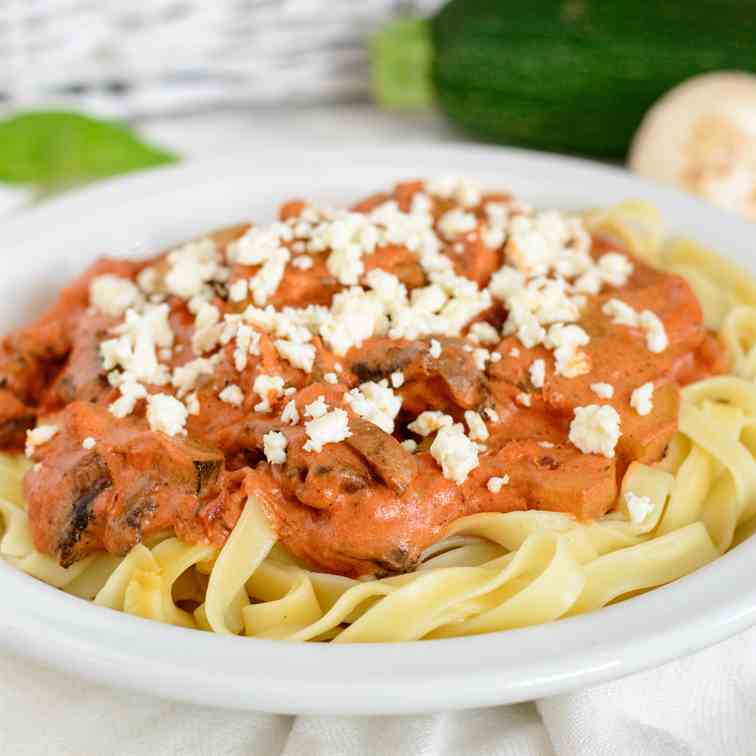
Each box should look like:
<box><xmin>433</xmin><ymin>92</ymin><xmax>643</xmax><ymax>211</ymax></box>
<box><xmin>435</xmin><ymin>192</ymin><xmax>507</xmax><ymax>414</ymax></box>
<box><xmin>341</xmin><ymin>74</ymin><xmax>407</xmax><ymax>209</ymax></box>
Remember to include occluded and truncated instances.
<box><xmin>2</xmin><ymin>106</ymin><xmax>754</xmax><ymax>755</ymax></box>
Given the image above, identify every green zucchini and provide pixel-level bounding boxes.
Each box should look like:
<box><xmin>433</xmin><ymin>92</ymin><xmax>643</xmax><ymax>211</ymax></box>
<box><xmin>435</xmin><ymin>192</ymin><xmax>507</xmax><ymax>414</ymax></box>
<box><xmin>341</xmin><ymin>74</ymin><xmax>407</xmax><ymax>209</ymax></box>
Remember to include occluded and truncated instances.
<box><xmin>372</xmin><ymin>1</ymin><xmax>756</xmax><ymax>159</ymax></box>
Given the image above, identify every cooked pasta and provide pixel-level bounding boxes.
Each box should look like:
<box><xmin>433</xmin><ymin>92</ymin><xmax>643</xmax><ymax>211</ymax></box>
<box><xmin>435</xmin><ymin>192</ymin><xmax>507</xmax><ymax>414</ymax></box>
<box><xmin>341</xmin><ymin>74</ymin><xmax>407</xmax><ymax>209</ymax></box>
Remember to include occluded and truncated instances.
<box><xmin>2</xmin><ymin>191</ymin><xmax>755</xmax><ymax>643</ymax></box>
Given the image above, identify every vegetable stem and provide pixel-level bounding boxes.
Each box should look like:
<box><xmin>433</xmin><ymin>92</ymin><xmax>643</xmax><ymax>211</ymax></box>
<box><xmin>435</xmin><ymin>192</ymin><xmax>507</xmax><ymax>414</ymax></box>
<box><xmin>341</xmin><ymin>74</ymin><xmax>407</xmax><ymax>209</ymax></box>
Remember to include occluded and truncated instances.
<box><xmin>371</xmin><ymin>17</ymin><xmax>435</xmax><ymax>110</ymax></box>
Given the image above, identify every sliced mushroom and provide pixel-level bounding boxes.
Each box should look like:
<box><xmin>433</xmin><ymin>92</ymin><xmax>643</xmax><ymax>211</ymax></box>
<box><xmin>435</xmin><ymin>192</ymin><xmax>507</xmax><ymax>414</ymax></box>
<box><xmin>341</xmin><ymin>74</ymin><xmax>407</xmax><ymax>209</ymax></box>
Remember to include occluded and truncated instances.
<box><xmin>344</xmin><ymin>417</ymin><xmax>417</xmax><ymax>495</ymax></box>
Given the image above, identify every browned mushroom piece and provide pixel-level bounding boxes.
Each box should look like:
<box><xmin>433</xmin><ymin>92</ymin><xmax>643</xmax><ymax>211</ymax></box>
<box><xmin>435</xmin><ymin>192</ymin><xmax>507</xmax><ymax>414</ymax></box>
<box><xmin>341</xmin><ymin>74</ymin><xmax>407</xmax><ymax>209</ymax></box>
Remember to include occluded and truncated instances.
<box><xmin>344</xmin><ymin>417</ymin><xmax>418</xmax><ymax>495</ymax></box>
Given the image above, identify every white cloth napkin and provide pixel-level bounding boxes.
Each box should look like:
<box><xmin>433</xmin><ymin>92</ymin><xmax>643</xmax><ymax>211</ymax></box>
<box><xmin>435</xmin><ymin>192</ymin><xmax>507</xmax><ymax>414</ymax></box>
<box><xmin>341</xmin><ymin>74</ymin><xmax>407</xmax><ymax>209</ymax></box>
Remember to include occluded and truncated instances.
<box><xmin>2</xmin><ymin>623</ymin><xmax>755</xmax><ymax>756</ymax></box>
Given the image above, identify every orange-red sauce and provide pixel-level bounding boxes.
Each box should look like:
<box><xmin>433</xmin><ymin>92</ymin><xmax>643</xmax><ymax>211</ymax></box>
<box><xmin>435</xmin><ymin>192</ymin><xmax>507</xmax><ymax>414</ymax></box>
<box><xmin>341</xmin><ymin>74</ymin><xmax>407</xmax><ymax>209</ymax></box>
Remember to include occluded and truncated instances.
<box><xmin>3</xmin><ymin>182</ymin><xmax>726</xmax><ymax>577</ymax></box>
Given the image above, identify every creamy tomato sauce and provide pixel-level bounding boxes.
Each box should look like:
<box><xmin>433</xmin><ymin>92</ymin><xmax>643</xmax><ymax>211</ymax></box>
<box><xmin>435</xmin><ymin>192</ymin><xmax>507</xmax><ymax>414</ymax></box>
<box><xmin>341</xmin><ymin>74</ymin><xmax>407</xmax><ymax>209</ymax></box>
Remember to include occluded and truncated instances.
<box><xmin>3</xmin><ymin>181</ymin><xmax>725</xmax><ymax>577</ymax></box>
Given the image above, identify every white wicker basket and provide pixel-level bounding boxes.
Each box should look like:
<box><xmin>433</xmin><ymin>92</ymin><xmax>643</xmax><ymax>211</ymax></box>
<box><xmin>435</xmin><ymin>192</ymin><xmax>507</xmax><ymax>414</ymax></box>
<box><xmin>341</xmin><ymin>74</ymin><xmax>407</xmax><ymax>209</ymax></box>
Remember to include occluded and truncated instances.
<box><xmin>0</xmin><ymin>0</ymin><xmax>442</xmax><ymax>119</ymax></box>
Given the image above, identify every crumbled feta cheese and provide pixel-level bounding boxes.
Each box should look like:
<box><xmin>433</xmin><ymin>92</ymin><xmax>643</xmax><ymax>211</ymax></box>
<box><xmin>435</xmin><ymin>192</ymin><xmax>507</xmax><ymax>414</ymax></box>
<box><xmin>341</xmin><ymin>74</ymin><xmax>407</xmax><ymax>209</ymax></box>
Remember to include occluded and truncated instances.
<box><xmin>185</xmin><ymin>392</ymin><xmax>200</xmax><ymax>415</ymax></box>
<box><xmin>602</xmin><ymin>300</ymin><xmax>668</xmax><ymax>353</ymax></box>
<box><xmin>529</xmin><ymin>358</ymin><xmax>546</xmax><ymax>389</ymax></box>
<box><xmin>490</xmin><ymin>351</ymin><xmax>502</xmax><ymax>363</ymax></box>
<box><xmin>345</xmin><ymin>381</ymin><xmax>403</xmax><ymax>433</ymax></box>
<box><xmin>430</xmin><ymin>423</ymin><xmax>479</xmax><ymax>484</ymax></box>
<box><xmin>630</xmin><ymin>382</ymin><xmax>654</xmax><ymax>416</ymax></box>
<box><xmin>590</xmin><ymin>382</ymin><xmax>615</xmax><ymax>399</ymax></box>
<box><xmin>438</xmin><ymin>209</ymin><xmax>477</xmax><ymax>240</ymax></box>
<box><xmin>192</xmin><ymin>302</ymin><xmax>222</xmax><ymax>354</ymax></box>
<box><xmin>25</xmin><ymin>425</ymin><xmax>58</xmax><ymax>457</ymax></box>
<box><xmin>164</xmin><ymin>238</ymin><xmax>221</xmax><ymax>300</ymax></box>
<box><xmin>303</xmin><ymin>407</ymin><xmax>352</xmax><ymax>452</ymax></box>
<box><xmin>171</xmin><ymin>357</ymin><xmax>215</xmax><ymax>396</ymax></box>
<box><xmin>263</xmin><ymin>430</ymin><xmax>288</xmax><ymax>464</ymax></box>
<box><xmin>509</xmin><ymin>347</ymin><xmax>520</xmax><ymax>358</ymax></box>
<box><xmin>401</xmin><ymin>439</ymin><xmax>418</xmax><ymax>453</ymax></box>
<box><xmin>569</xmin><ymin>404</ymin><xmax>621</xmax><ymax>458</ymax></box>
<box><xmin>429</xmin><ymin>339</ymin><xmax>442</xmax><ymax>358</ymax></box>
<box><xmin>602</xmin><ymin>298</ymin><xmax>640</xmax><ymax>327</ymax></box>
<box><xmin>516</xmin><ymin>392</ymin><xmax>532</xmax><ymax>407</ymax></box>
<box><xmin>538</xmin><ymin>441</ymin><xmax>555</xmax><ymax>448</ymax></box>
<box><xmin>428</xmin><ymin>176</ymin><xmax>482</xmax><ymax>208</ymax></box>
<box><xmin>274</xmin><ymin>340</ymin><xmax>316</xmax><ymax>373</ymax></box>
<box><xmin>408</xmin><ymin>410</ymin><xmax>454</xmax><ymax>437</ymax></box>
<box><xmin>323</xmin><ymin>372</ymin><xmax>338</xmax><ymax>384</ymax></box>
<box><xmin>639</xmin><ymin>310</ymin><xmax>668</xmax><ymax>353</ymax></box>
<box><xmin>390</xmin><ymin>370</ymin><xmax>405</xmax><ymax>388</ymax></box>
<box><xmin>82</xmin><ymin>436</ymin><xmax>96</xmax><ymax>450</ymax></box>
<box><xmin>229</xmin><ymin>279</ymin><xmax>249</xmax><ymax>302</ymax></box>
<box><xmin>281</xmin><ymin>399</ymin><xmax>300</xmax><ymax>425</ymax></box>
<box><xmin>473</xmin><ymin>348</ymin><xmax>491</xmax><ymax>371</ymax></box>
<box><xmin>545</xmin><ymin>323</ymin><xmax>591</xmax><ymax>378</ymax></box>
<box><xmin>304</xmin><ymin>396</ymin><xmax>329</xmax><ymax>419</ymax></box>
<box><xmin>625</xmin><ymin>491</ymin><xmax>654</xmax><ymax>524</ymax></box>
<box><xmin>292</xmin><ymin>255</ymin><xmax>314</xmax><ymax>270</ymax></box>
<box><xmin>468</xmin><ymin>321</ymin><xmax>500</xmax><ymax>345</ymax></box>
<box><xmin>248</xmin><ymin>247</ymin><xmax>290</xmax><ymax>306</ymax></box>
<box><xmin>219</xmin><ymin>384</ymin><xmax>244</xmax><ymax>407</ymax></box>
<box><xmin>89</xmin><ymin>275</ymin><xmax>141</xmax><ymax>317</ymax></box>
<box><xmin>108</xmin><ymin>379</ymin><xmax>148</xmax><ymax>419</ymax></box>
<box><xmin>146</xmin><ymin>393</ymin><xmax>188</xmax><ymax>437</ymax></box>
<box><xmin>253</xmin><ymin>374</ymin><xmax>285</xmax><ymax>412</ymax></box>
<box><xmin>484</xmin><ymin>407</ymin><xmax>500</xmax><ymax>422</ymax></box>
<box><xmin>100</xmin><ymin>304</ymin><xmax>174</xmax><ymax>386</ymax></box>
<box><xmin>464</xmin><ymin>410</ymin><xmax>489</xmax><ymax>442</ymax></box>
<box><xmin>487</xmin><ymin>475</ymin><xmax>510</xmax><ymax>493</ymax></box>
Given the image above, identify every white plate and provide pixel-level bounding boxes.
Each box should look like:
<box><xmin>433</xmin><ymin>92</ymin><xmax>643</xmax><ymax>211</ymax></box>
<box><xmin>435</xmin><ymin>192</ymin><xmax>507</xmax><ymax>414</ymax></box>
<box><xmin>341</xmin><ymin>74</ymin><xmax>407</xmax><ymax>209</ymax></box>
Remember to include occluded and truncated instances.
<box><xmin>2</xmin><ymin>144</ymin><xmax>756</xmax><ymax>715</ymax></box>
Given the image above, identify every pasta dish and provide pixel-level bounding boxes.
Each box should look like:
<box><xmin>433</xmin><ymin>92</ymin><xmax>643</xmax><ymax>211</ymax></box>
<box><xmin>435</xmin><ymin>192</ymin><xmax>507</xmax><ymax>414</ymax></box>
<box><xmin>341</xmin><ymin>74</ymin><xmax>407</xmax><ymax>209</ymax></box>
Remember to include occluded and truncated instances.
<box><xmin>1</xmin><ymin>177</ymin><xmax>754</xmax><ymax>642</ymax></box>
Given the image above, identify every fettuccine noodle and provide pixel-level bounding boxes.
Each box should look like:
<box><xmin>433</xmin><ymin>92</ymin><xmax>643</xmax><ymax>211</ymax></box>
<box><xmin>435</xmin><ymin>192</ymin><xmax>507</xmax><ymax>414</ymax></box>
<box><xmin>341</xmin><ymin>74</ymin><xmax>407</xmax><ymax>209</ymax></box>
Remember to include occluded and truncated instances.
<box><xmin>2</xmin><ymin>201</ymin><xmax>756</xmax><ymax>642</ymax></box>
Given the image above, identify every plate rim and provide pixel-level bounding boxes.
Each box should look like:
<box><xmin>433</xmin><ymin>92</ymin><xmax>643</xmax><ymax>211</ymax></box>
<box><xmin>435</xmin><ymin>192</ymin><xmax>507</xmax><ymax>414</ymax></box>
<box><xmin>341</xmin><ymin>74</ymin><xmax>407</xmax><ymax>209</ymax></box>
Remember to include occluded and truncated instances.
<box><xmin>2</xmin><ymin>141</ymin><xmax>755</xmax><ymax>715</ymax></box>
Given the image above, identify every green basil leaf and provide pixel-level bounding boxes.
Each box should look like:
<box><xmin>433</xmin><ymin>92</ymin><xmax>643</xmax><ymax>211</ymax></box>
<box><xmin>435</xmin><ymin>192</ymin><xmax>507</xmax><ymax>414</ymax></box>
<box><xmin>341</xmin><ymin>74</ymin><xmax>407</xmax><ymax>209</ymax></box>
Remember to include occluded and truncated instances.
<box><xmin>0</xmin><ymin>111</ymin><xmax>177</xmax><ymax>190</ymax></box>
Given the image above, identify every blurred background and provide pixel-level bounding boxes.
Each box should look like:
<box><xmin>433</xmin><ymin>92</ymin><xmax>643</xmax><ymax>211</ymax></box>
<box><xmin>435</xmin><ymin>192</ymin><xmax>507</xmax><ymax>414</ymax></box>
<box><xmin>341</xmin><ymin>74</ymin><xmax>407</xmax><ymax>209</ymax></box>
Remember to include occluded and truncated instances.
<box><xmin>1</xmin><ymin>0</ymin><xmax>755</xmax><ymax>218</ymax></box>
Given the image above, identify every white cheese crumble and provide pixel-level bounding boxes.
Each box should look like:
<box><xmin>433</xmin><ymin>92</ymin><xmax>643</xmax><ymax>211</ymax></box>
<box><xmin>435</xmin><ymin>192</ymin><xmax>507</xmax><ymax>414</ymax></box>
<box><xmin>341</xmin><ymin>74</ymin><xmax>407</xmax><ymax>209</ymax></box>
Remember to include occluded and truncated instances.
<box><xmin>100</xmin><ymin>304</ymin><xmax>174</xmax><ymax>386</ymax></box>
<box><xmin>438</xmin><ymin>209</ymin><xmax>477</xmax><ymax>240</ymax></box>
<box><xmin>185</xmin><ymin>392</ymin><xmax>200</xmax><ymax>416</ymax></box>
<box><xmin>164</xmin><ymin>238</ymin><xmax>222</xmax><ymax>301</ymax></box>
<box><xmin>292</xmin><ymin>255</ymin><xmax>314</xmax><ymax>270</ymax></box>
<box><xmin>468</xmin><ymin>321</ymin><xmax>500</xmax><ymax>345</ymax></box>
<box><xmin>590</xmin><ymin>382</ymin><xmax>615</xmax><ymax>399</ymax></box>
<box><xmin>345</xmin><ymin>381</ymin><xmax>403</xmax><ymax>434</ymax></box>
<box><xmin>89</xmin><ymin>275</ymin><xmax>141</xmax><ymax>317</ymax></box>
<box><xmin>429</xmin><ymin>339</ymin><xmax>442</xmax><ymax>358</ymax></box>
<box><xmin>484</xmin><ymin>407</ymin><xmax>500</xmax><ymax>422</ymax></box>
<box><xmin>219</xmin><ymin>384</ymin><xmax>244</xmax><ymax>407</ymax></box>
<box><xmin>529</xmin><ymin>358</ymin><xmax>546</xmax><ymax>389</ymax></box>
<box><xmin>544</xmin><ymin>323</ymin><xmax>590</xmax><ymax>378</ymax></box>
<box><xmin>146</xmin><ymin>393</ymin><xmax>188</xmax><ymax>437</ymax></box>
<box><xmin>303</xmin><ymin>407</ymin><xmax>352</xmax><ymax>452</ymax></box>
<box><xmin>516</xmin><ymin>392</ymin><xmax>532</xmax><ymax>407</ymax></box>
<box><xmin>274</xmin><ymin>340</ymin><xmax>316</xmax><ymax>373</ymax></box>
<box><xmin>304</xmin><ymin>396</ymin><xmax>329</xmax><ymax>419</ymax></box>
<box><xmin>108</xmin><ymin>379</ymin><xmax>147</xmax><ymax>419</ymax></box>
<box><xmin>630</xmin><ymin>382</ymin><xmax>654</xmax><ymax>416</ymax></box>
<box><xmin>408</xmin><ymin>411</ymin><xmax>454</xmax><ymax>437</ymax></box>
<box><xmin>401</xmin><ymin>439</ymin><xmax>418</xmax><ymax>453</ymax></box>
<box><xmin>253</xmin><ymin>374</ymin><xmax>285</xmax><ymax>412</ymax></box>
<box><xmin>625</xmin><ymin>491</ymin><xmax>654</xmax><ymax>524</ymax></box>
<box><xmin>639</xmin><ymin>310</ymin><xmax>669</xmax><ymax>353</ymax></box>
<box><xmin>281</xmin><ymin>399</ymin><xmax>300</xmax><ymax>425</ymax></box>
<box><xmin>430</xmin><ymin>423</ymin><xmax>480</xmax><ymax>484</ymax></box>
<box><xmin>569</xmin><ymin>405</ymin><xmax>621</xmax><ymax>458</ymax></box>
<box><xmin>82</xmin><ymin>436</ymin><xmax>96</xmax><ymax>450</ymax></box>
<box><xmin>324</xmin><ymin>372</ymin><xmax>338</xmax><ymax>384</ymax></box>
<box><xmin>229</xmin><ymin>279</ymin><xmax>249</xmax><ymax>302</ymax></box>
<box><xmin>263</xmin><ymin>430</ymin><xmax>288</xmax><ymax>464</ymax></box>
<box><xmin>509</xmin><ymin>346</ymin><xmax>520</xmax><ymax>358</ymax></box>
<box><xmin>25</xmin><ymin>425</ymin><xmax>58</xmax><ymax>458</ymax></box>
<box><xmin>473</xmin><ymin>348</ymin><xmax>491</xmax><ymax>371</ymax></box>
<box><xmin>464</xmin><ymin>410</ymin><xmax>489</xmax><ymax>442</ymax></box>
<box><xmin>390</xmin><ymin>370</ymin><xmax>405</xmax><ymax>388</ymax></box>
<box><xmin>602</xmin><ymin>299</ymin><xmax>668</xmax><ymax>353</ymax></box>
<box><xmin>487</xmin><ymin>475</ymin><xmax>510</xmax><ymax>493</ymax></box>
